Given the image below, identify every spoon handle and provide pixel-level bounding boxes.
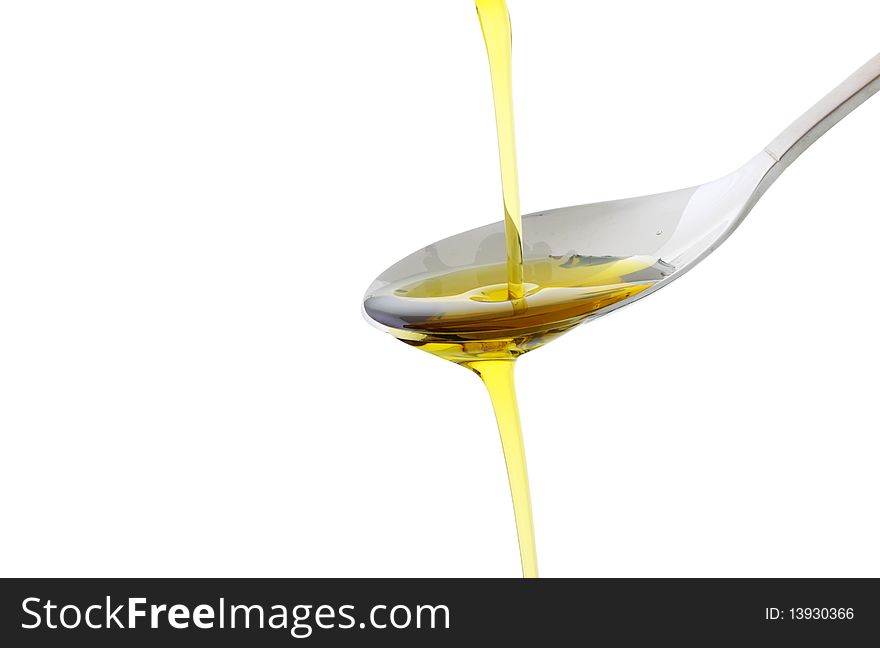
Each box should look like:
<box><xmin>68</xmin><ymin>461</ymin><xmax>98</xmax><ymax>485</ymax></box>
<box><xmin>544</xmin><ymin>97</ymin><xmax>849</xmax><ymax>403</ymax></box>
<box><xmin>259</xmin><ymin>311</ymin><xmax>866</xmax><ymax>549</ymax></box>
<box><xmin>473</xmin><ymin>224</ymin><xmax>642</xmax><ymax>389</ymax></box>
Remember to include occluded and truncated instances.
<box><xmin>765</xmin><ymin>52</ymin><xmax>880</xmax><ymax>165</ymax></box>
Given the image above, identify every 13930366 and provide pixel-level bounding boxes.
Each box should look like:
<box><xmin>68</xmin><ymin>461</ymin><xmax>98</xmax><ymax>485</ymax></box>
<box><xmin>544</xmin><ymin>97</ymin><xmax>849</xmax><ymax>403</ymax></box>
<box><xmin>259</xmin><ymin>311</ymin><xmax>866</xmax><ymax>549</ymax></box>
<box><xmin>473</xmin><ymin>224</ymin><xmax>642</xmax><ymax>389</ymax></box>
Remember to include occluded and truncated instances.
<box><xmin>791</xmin><ymin>608</ymin><xmax>854</xmax><ymax>620</ymax></box>
<box><xmin>791</xmin><ymin>607</ymin><xmax>854</xmax><ymax>620</ymax></box>
<box><xmin>765</xmin><ymin>607</ymin><xmax>855</xmax><ymax>621</ymax></box>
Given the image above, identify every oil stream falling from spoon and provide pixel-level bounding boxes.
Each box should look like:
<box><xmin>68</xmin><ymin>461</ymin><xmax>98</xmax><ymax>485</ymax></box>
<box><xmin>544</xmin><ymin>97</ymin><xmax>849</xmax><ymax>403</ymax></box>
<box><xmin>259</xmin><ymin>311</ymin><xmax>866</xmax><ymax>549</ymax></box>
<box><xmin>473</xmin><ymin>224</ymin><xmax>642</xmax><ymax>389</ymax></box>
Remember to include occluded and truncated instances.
<box><xmin>474</xmin><ymin>0</ymin><xmax>535</xmax><ymax>577</ymax></box>
<box><xmin>366</xmin><ymin>2</ymin><xmax>671</xmax><ymax>577</ymax></box>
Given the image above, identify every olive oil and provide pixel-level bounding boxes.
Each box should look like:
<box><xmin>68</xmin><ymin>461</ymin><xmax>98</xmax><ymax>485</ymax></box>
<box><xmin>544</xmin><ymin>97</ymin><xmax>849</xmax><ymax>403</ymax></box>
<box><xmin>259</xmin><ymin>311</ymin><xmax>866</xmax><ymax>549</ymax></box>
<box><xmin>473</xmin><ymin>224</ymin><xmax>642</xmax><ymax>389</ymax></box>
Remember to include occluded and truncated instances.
<box><xmin>365</xmin><ymin>1</ymin><xmax>668</xmax><ymax>577</ymax></box>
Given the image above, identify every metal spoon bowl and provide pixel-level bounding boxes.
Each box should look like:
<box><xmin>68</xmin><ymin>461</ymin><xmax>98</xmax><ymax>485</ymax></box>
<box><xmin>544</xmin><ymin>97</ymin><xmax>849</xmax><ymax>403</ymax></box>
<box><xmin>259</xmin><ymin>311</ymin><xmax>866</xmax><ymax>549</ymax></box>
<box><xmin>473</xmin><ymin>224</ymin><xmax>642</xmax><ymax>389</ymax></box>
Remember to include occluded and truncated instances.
<box><xmin>364</xmin><ymin>52</ymin><xmax>880</xmax><ymax>342</ymax></box>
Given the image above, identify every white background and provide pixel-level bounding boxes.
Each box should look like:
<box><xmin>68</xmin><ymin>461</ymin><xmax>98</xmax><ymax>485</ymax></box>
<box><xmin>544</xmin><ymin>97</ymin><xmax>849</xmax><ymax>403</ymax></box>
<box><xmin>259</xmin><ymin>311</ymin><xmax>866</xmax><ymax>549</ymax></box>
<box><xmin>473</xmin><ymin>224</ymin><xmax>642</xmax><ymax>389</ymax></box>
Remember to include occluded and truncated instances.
<box><xmin>1</xmin><ymin>0</ymin><xmax>878</xmax><ymax>577</ymax></box>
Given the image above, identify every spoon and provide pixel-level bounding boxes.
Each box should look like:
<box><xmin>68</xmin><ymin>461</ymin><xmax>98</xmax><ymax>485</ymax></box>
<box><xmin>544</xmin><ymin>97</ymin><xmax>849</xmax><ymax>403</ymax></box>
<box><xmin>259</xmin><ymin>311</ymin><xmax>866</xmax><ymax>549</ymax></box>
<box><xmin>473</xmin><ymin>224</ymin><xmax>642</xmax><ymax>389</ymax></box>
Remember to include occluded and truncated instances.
<box><xmin>364</xmin><ymin>52</ymin><xmax>880</xmax><ymax>346</ymax></box>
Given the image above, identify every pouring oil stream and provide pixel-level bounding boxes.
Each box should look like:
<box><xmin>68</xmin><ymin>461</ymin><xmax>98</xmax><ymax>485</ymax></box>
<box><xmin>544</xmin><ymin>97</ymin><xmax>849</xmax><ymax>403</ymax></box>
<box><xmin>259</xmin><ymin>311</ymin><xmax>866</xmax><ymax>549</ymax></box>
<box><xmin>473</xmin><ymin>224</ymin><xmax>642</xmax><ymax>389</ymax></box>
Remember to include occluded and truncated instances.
<box><xmin>474</xmin><ymin>0</ymin><xmax>536</xmax><ymax>577</ymax></box>
<box><xmin>476</xmin><ymin>0</ymin><xmax>525</xmax><ymax>303</ymax></box>
<box><xmin>364</xmin><ymin>1</ymin><xmax>664</xmax><ymax>577</ymax></box>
